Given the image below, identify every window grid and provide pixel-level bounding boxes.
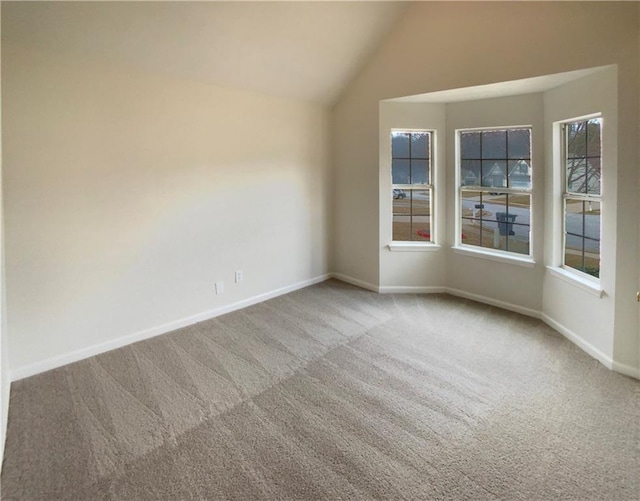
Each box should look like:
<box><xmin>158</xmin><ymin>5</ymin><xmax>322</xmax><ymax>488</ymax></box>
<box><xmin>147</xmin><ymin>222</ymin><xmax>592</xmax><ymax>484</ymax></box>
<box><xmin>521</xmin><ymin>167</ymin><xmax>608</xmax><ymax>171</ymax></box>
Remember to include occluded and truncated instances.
<box><xmin>391</xmin><ymin>131</ymin><xmax>433</xmax><ymax>242</ymax></box>
<box><xmin>458</xmin><ymin>128</ymin><xmax>532</xmax><ymax>256</ymax></box>
<box><xmin>562</xmin><ymin>118</ymin><xmax>601</xmax><ymax>278</ymax></box>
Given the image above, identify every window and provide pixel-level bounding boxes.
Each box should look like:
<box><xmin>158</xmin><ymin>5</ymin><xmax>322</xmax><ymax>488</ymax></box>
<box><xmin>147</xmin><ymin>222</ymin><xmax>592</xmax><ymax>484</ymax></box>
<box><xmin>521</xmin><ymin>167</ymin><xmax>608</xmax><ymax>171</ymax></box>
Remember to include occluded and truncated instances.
<box><xmin>562</xmin><ymin>117</ymin><xmax>601</xmax><ymax>278</ymax></box>
<box><xmin>391</xmin><ymin>131</ymin><xmax>433</xmax><ymax>242</ymax></box>
<box><xmin>457</xmin><ymin>127</ymin><xmax>532</xmax><ymax>256</ymax></box>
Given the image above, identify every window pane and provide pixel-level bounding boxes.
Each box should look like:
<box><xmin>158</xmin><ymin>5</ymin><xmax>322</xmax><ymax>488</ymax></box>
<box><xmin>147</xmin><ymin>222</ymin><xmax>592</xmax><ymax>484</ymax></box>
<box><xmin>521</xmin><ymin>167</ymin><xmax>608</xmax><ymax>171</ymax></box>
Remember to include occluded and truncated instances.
<box><xmin>391</xmin><ymin>130</ymin><xmax>433</xmax><ymax>242</ymax></box>
<box><xmin>411</xmin><ymin>159</ymin><xmax>429</xmax><ymax>184</ymax></box>
<box><xmin>481</xmin><ymin>160</ymin><xmax>507</xmax><ymax>188</ymax></box>
<box><xmin>508</xmin><ymin>160</ymin><xmax>531</xmax><ymax>189</ymax></box>
<box><xmin>585</xmin><ymin>239</ymin><xmax>601</xmax><ymax>278</ymax></box>
<box><xmin>563</xmin><ymin>118</ymin><xmax>601</xmax><ymax>277</ymax></box>
<box><xmin>392</xmin><ymin>189</ymin><xmax>432</xmax><ymax>242</ymax></box>
<box><xmin>585</xmin><ymin>158</ymin><xmax>601</xmax><ymax>195</ymax></box>
<box><xmin>461</xmin><ymin>190</ymin><xmax>482</xmax><ymax>222</ymax></box>
<box><xmin>586</xmin><ymin>119</ymin><xmax>601</xmax><ymax>157</ymax></box>
<box><xmin>412</xmin><ymin>190</ymin><xmax>430</xmax><ymax>216</ymax></box>
<box><xmin>564</xmin><ymin>238</ymin><xmax>583</xmax><ymax>272</ymax></box>
<box><xmin>461</xmin><ymin>160</ymin><xmax>481</xmax><ymax>186</ymax></box>
<box><xmin>392</xmin><ymin>132</ymin><xmax>410</xmax><ymax>158</ymax></box>
<box><xmin>392</xmin><ymin>216</ymin><xmax>409</xmax><ymax>241</ymax></box>
<box><xmin>507</xmin><ymin>129</ymin><xmax>531</xmax><ymax>159</ymax></box>
<box><xmin>461</xmin><ymin>190</ymin><xmax>486</xmax><ymax>246</ymax></box>
<box><xmin>392</xmin><ymin>188</ymin><xmax>407</xmax><ymax>202</ymax></box>
<box><xmin>461</xmin><ymin>218</ymin><xmax>480</xmax><ymax>247</ymax></box>
<box><xmin>482</xmin><ymin>130</ymin><xmax>507</xmax><ymax>158</ymax></box>
<box><xmin>460</xmin><ymin>131</ymin><xmax>481</xmax><ymax>159</ymax></box>
<box><xmin>392</xmin><ymin>190</ymin><xmax>409</xmax><ymax>214</ymax></box>
<box><xmin>461</xmin><ymin>191</ymin><xmax>530</xmax><ymax>254</ymax></box>
<box><xmin>503</xmin><ymin>193</ymin><xmax>530</xmax><ymax>255</ymax></box>
<box><xmin>567</xmin><ymin>121</ymin><xmax>587</xmax><ymax>159</ymax></box>
<box><xmin>564</xmin><ymin>198</ymin><xmax>599</xmax><ymax>277</ymax></box>
<box><xmin>564</xmin><ymin>235</ymin><xmax>600</xmax><ymax>279</ymax></box>
<box><xmin>411</xmin><ymin>133</ymin><xmax>430</xmax><ymax>159</ymax></box>
<box><xmin>482</xmin><ymin>192</ymin><xmax>503</xmax><ymax>247</ymax></box>
<box><xmin>412</xmin><ymin>190</ymin><xmax>431</xmax><ymax>241</ymax></box>
<box><xmin>565</xmin><ymin>199</ymin><xmax>585</xmax><ymax>237</ymax></box>
<box><xmin>392</xmin><ymin>190</ymin><xmax>410</xmax><ymax>241</ymax></box>
<box><xmin>583</xmin><ymin>201</ymin><xmax>601</xmax><ymax>241</ymax></box>
<box><xmin>392</xmin><ymin>159</ymin><xmax>410</xmax><ymax>184</ymax></box>
<box><xmin>459</xmin><ymin>127</ymin><xmax>532</xmax><ymax>257</ymax></box>
<box><xmin>566</xmin><ymin>158</ymin><xmax>586</xmax><ymax>193</ymax></box>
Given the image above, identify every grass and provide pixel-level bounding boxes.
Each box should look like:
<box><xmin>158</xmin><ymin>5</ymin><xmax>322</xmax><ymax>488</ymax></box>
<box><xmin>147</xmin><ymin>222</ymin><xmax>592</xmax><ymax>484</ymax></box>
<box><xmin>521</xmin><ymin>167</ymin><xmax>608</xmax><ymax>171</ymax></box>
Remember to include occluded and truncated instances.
<box><xmin>485</xmin><ymin>194</ymin><xmax>530</xmax><ymax>208</ymax></box>
<box><xmin>564</xmin><ymin>252</ymin><xmax>600</xmax><ymax>278</ymax></box>
<box><xmin>460</xmin><ymin>221</ymin><xmax>529</xmax><ymax>255</ymax></box>
<box><xmin>392</xmin><ymin>222</ymin><xmax>431</xmax><ymax>242</ymax></box>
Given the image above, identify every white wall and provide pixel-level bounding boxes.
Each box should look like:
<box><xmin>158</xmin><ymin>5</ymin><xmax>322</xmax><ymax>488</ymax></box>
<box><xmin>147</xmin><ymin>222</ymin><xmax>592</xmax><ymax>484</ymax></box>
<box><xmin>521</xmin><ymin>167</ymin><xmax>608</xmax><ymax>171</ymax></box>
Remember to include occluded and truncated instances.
<box><xmin>3</xmin><ymin>45</ymin><xmax>332</xmax><ymax>376</ymax></box>
<box><xmin>543</xmin><ymin>68</ymin><xmax>619</xmax><ymax>365</ymax></box>
<box><xmin>332</xmin><ymin>93</ymin><xmax>380</xmax><ymax>287</ymax></box>
<box><xmin>446</xmin><ymin>93</ymin><xmax>544</xmax><ymax>312</ymax></box>
<box><xmin>0</xmin><ymin>2</ymin><xmax>8</xmax><ymax>463</ymax></box>
<box><xmin>2</xmin><ymin>2</ymin><xmax>638</xmax><ymax>384</ymax></box>
<box><xmin>334</xmin><ymin>2</ymin><xmax>639</xmax><ymax>376</ymax></box>
<box><xmin>378</xmin><ymin>102</ymin><xmax>446</xmax><ymax>290</ymax></box>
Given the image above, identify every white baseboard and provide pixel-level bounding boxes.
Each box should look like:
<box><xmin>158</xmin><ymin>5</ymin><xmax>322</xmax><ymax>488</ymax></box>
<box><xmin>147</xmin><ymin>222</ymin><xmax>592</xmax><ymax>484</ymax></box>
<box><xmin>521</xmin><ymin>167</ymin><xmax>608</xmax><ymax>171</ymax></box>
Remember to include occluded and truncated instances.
<box><xmin>540</xmin><ymin>313</ymin><xmax>614</xmax><ymax>370</ymax></box>
<box><xmin>1</xmin><ymin>368</ymin><xmax>9</xmax><ymax>465</ymax></box>
<box><xmin>10</xmin><ymin>274</ymin><xmax>332</xmax><ymax>381</ymax></box>
<box><xmin>378</xmin><ymin>285</ymin><xmax>447</xmax><ymax>294</ymax></box>
<box><xmin>445</xmin><ymin>287</ymin><xmax>542</xmax><ymax>319</ymax></box>
<box><xmin>611</xmin><ymin>361</ymin><xmax>640</xmax><ymax>380</ymax></box>
<box><xmin>436</xmin><ymin>289</ymin><xmax>638</xmax><ymax>381</ymax></box>
<box><xmin>10</xmin><ymin>272</ymin><xmax>638</xmax><ymax>382</ymax></box>
<box><xmin>330</xmin><ymin>273</ymin><xmax>379</xmax><ymax>292</ymax></box>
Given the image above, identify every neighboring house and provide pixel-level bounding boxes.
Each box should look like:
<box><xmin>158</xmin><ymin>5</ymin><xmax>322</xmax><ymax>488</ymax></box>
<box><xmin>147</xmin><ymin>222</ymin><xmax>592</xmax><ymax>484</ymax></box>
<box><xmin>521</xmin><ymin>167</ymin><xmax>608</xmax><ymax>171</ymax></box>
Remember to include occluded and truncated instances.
<box><xmin>461</xmin><ymin>160</ymin><xmax>531</xmax><ymax>189</ymax></box>
<box><xmin>482</xmin><ymin>162</ymin><xmax>508</xmax><ymax>188</ymax></box>
<box><xmin>508</xmin><ymin>160</ymin><xmax>532</xmax><ymax>189</ymax></box>
<box><xmin>461</xmin><ymin>170</ymin><xmax>480</xmax><ymax>186</ymax></box>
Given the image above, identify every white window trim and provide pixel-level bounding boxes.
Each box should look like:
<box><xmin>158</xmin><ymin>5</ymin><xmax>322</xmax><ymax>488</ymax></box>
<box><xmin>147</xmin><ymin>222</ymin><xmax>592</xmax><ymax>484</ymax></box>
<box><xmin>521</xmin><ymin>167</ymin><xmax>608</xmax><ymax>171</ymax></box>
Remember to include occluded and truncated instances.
<box><xmin>390</xmin><ymin>129</ymin><xmax>436</xmax><ymax>244</ymax></box>
<box><xmin>559</xmin><ymin>114</ymin><xmax>602</xmax><ymax>282</ymax></box>
<box><xmin>388</xmin><ymin>242</ymin><xmax>441</xmax><ymax>252</ymax></box>
<box><xmin>546</xmin><ymin>266</ymin><xmax>604</xmax><ymax>297</ymax></box>
<box><xmin>454</xmin><ymin>125</ymin><xmax>534</xmax><ymax>262</ymax></box>
<box><xmin>452</xmin><ymin>245</ymin><xmax>535</xmax><ymax>268</ymax></box>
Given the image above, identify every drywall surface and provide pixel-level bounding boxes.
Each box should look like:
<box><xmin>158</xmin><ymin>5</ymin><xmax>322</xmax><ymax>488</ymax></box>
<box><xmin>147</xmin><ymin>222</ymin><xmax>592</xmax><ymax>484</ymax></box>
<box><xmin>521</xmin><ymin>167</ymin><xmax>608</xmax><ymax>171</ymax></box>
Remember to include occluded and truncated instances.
<box><xmin>333</xmin><ymin>1</ymin><xmax>639</xmax><ymax>374</ymax></box>
<box><xmin>0</xmin><ymin>3</ymin><xmax>8</xmax><ymax>463</ymax></box>
<box><xmin>543</xmin><ymin>68</ymin><xmax>620</xmax><ymax>365</ymax></box>
<box><xmin>610</xmin><ymin>5</ymin><xmax>640</xmax><ymax>373</ymax></box>
<box><xmin>3</xmin><ymin>45</ymin><xmax>331</xmax><ymax>373</ymax></box>
<box><xmin>332</xmin><ymin>93</ymin><xmax>380</xmax><ymax>286</ymax></box>
<box><xmin>335</xmin><ymin>1</ymin><xmax>637</xmax><ymax>283</ymax></box>
<box><xmin>379</xmin><ymin>102</ymin><xmax>446</xmax><ymax>289</ymax></box>
<box><xmin>446</xmin><ymin>93</ymin><xmax>544</xmax><ymax>312</ymax></box>
<box><xmin>1</xmin><ymin>1</ymin><xmax>406</xmax><ymax>106</ymax></box>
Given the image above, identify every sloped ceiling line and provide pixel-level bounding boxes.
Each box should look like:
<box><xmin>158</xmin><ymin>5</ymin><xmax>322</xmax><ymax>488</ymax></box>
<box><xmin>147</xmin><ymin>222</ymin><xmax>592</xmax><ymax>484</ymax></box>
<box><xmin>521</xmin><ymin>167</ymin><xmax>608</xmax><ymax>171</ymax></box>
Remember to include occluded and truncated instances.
<box><xmin>2</xmin><ymin>1</ymin><xmax>408</xmax><ymax>105</ymax></box>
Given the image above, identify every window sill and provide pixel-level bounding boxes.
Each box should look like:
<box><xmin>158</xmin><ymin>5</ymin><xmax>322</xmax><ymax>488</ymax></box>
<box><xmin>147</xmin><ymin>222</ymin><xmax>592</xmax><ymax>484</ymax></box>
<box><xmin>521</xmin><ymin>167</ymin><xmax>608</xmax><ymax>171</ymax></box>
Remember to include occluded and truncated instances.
<box><xmin>388</xmin><ymin>242</ymin><xmax>441</xmax><ymax>252</ymax></box>
<box><xmin>452</xmin><ymin>246</ymin><xmax>535</xmax><ymax>268</ymax></box>
<box><xmin>546</xmin><ymin>266</ymin><xmax>603</xmax><ymax>298</ymax></box>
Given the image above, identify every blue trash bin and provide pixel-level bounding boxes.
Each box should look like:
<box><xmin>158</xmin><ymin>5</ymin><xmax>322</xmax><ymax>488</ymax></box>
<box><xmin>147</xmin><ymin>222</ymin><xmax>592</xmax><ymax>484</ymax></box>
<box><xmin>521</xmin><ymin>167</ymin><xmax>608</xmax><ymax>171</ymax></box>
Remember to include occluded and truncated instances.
<box><xmin>495</xmin><ymin>212</ymin><xmax>516</xmax><ymax>236</ymax></box>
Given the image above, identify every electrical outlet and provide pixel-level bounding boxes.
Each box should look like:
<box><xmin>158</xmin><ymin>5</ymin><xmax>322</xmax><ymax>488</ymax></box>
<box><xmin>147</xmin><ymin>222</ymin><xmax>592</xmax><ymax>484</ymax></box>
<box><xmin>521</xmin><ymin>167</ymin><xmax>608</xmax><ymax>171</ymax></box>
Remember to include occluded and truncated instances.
<box><xmin>235</xmin><ymin>270</ymin><xmax>243</xmax><ymax>283</ymax></box>
<box><xmin>215</xmin><ymin>281</ymin><xmax>224</xmax><ymax>295</ymax></box>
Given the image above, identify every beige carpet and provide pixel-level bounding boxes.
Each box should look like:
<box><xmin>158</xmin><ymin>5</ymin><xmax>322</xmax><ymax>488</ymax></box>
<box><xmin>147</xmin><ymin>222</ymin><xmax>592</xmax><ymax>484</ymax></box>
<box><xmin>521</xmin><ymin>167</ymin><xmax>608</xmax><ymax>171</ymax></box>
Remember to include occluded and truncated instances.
<box><xmin>1</xmin><ymin>279</ymin><xmax>639</xmax><ymax>500</ymax></box>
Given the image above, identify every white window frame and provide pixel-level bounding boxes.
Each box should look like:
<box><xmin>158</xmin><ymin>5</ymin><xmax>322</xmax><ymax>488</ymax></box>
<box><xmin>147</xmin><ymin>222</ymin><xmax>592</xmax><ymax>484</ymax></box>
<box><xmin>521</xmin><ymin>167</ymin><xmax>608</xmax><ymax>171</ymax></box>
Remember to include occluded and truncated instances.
<box><xmin>454</xmin><ymin>125</ymin><xmax>534</xmax><ymax>263</ymax></box>
<box><xmin>560</xmin><ymin>114</ymin><xmax>602</xmax><ymax>282</ymax></box>
<box><xmin>390</xmin><ymin>129</ymin><xmax>436</xmax><ymax>247</ymax></box>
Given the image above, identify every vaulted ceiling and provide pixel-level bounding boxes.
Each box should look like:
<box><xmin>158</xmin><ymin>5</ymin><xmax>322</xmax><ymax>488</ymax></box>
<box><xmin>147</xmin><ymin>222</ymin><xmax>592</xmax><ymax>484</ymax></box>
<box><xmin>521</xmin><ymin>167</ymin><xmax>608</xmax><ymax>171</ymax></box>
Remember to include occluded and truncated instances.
<box><xmin>2</xmin><ymin>1</ymin><xmax>407</xmax><ymax>105</ymax></box>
